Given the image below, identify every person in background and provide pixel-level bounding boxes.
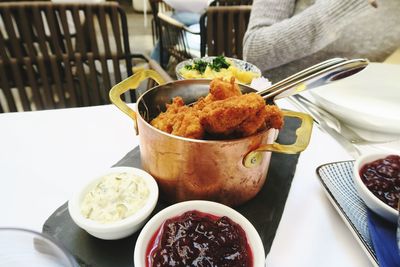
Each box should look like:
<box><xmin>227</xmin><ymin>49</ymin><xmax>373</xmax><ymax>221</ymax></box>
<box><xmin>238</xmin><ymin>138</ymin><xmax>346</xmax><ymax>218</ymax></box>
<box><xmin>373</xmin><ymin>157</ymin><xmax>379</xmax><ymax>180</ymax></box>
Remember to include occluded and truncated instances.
<box><xmin>243</xmin><ymin>0</ymin><xmax>400</xmax><ymax>82</ymax></box>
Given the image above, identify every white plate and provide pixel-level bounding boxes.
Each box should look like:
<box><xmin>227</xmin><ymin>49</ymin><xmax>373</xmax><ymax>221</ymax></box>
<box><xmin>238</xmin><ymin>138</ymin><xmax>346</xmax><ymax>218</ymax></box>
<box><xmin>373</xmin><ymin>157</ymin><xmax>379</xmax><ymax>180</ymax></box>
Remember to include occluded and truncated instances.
<box><xmin>310</xmin><ymin>63</ymin><xmax>400</xmax><ymax>135</ymax></box>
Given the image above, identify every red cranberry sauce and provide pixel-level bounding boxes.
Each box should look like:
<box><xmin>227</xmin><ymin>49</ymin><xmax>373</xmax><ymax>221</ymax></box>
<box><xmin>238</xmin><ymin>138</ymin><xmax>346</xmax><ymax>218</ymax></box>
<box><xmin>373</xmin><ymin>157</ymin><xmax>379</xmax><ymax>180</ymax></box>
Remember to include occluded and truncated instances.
<box><xmin>359</xmin><ymin>155</ymin><xmax>400</xmax><ymax>209</ymax></box>
<box><xmin>146</xmin><ymin>210</ymin><xmax>253</xmax><ymax>267</ymax></box>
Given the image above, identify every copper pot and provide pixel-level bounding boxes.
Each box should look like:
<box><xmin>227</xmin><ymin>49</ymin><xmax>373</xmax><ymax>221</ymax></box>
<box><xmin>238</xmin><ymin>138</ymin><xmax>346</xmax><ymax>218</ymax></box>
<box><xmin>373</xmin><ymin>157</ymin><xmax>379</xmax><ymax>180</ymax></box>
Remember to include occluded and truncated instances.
<box><xmin>110</xmin><ymin>70</ymin><xmax>313</xmax><ymax>207</ymax></box>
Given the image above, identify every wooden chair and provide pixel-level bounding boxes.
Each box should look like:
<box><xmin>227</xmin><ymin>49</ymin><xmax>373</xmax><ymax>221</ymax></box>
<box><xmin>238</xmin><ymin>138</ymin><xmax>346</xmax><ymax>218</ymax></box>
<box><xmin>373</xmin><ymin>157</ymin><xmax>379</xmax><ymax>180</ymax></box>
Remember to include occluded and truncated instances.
<box><xmin>0</xmin><ymin>1</ymin><xmax>170</xmax><ymax>112</ymax></box>
<box><xmin>156</xmin><ymin>12</ymin><xmax>201</xmax><ymax>64</ymax></box>
<box><xmin>200</xmin><ymin>5</ymin><xmax>252</xmax><ymax>59</ymax></box>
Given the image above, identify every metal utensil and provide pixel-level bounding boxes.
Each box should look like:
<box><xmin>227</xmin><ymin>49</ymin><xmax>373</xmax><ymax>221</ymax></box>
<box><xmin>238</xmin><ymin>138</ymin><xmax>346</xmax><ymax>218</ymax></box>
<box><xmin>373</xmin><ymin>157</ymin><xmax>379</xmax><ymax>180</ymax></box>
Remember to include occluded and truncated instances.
<box><xmin>259</xmin><ymin>57</ymin><xmax>347</xmax><ymax>96</ymax></box>
<box><xmin>290</xmin><ymin>95</ymin><xmax>371</xmax><ymax>144</ymax></box>
<box><xmin>259</xmin><ymin>58</ymin><xmax>369</xmax><ymax>100</ymax></box>
<box><xmin>290</xmin><ymin>94</ymin><xmax>399</xmax><ymax>143</ymax></box>
<box><xmin>187</xmin><ymin>58</ymin><xmax>362</xmax><ymax>106</ymax></box>
<box><xmin>288</xmin><ymin>95</ymin><xmax>361</xmax><ymax>158</ymax></box>
<box><xmin>288</xmin><ymin>94</ymin><xmax>400</xmax><ymax>158</ymax></box>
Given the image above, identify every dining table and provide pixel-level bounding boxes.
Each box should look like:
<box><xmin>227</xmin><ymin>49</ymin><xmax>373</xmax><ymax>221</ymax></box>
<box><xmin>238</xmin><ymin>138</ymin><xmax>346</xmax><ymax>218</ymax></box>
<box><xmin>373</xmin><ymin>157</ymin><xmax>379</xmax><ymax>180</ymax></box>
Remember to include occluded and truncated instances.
<box><xmin>0</xmin><ymin>99</ymin><xmax>375</xmax><ymax>267</ymax></box>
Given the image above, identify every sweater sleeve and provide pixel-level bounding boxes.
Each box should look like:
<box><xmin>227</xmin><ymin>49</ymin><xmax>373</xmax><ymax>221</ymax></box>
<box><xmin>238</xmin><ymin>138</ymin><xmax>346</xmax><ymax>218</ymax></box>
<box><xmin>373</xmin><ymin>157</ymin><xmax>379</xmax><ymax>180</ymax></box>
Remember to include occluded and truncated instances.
<box><xmin>243</xmin><ymin>0</ymin><xmax>372</xmax><ymax>72</ymax></box>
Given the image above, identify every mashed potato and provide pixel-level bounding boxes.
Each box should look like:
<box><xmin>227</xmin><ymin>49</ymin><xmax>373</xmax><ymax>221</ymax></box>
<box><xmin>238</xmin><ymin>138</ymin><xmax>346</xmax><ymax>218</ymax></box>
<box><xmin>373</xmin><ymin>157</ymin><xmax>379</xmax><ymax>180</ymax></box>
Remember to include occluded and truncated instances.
<box><xmin>179</xmin><ymin>57</ymin><xmax>260</xmax><ymax>85</ymax></box>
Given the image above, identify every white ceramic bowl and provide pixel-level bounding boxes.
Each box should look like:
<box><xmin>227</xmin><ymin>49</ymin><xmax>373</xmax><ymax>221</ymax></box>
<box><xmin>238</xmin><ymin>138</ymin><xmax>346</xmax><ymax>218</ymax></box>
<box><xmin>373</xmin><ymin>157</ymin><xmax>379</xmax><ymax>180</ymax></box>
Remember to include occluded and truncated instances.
<box><xmin>175</xmin><ymin>56</ymin><xmax>261</xmax><ymax>84</ymax></box>
<box><xmin>353</xmin><ymin>153</ymin><xmax>399</xmax><ymax>223</ymax></box>
<box><xmin>311</xmin><ymin>63</ymin><xmax>400</xmax><ymax>135</ymax></box>
<box><xmin>134</xmin><ymin>200</ymin><xmax>265</xmax><ymax>267</ymax></box>
<box><xmin>68</xmin><ymin>167</ymin><xmax>158</xmax><ymax>240</ymax></box>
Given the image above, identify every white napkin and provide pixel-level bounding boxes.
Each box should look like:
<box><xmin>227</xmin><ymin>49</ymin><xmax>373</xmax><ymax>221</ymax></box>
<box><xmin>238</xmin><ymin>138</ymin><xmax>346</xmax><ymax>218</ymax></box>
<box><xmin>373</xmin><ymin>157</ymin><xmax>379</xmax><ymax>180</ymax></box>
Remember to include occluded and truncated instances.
<box><xmin>250</xmin><ymin>77</ymin><xmax>272</xmax><ymax>91</ymax></box>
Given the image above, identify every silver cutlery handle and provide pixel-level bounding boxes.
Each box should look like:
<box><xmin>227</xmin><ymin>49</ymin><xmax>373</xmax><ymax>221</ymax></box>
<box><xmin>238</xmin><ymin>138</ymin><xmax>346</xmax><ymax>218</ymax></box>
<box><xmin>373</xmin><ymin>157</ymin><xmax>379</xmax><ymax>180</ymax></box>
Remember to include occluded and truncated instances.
<box><xmin>260</xmin><ymin>58</ymin><xmax>369</xmax><ymax>101</ymax></box>
<box><xmin>258</xmin><ymin>57</ymin><xmax>347</xmax><ymax>96</ymax></box>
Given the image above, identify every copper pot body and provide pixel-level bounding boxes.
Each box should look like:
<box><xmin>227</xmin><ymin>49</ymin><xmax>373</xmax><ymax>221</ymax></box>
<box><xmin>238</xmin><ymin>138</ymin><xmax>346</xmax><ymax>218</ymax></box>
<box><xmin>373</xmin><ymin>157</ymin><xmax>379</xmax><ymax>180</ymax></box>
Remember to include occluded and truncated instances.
<box><xmin>137</xmin><ymin>113</ymin><xmax>277</xmax><ymax>206</ymax></box>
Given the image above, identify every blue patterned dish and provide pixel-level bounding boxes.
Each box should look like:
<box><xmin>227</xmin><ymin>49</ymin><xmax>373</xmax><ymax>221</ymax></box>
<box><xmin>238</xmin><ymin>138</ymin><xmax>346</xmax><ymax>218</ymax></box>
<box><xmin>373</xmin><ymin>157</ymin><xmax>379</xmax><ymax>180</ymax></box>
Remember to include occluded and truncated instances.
<box><xmin>316</xmin><ymin>161</ymin><xmax>379</xmax><ymax>267</ymax></box>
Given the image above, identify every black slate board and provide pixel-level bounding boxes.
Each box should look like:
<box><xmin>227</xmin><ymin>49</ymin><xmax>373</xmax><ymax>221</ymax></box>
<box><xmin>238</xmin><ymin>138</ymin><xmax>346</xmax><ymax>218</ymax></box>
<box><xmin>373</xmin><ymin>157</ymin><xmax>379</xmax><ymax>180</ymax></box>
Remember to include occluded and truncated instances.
<box><xmin>43</xmin><ymin>117</ymin><xmax>301</xmax><ymax>267</ymax></box>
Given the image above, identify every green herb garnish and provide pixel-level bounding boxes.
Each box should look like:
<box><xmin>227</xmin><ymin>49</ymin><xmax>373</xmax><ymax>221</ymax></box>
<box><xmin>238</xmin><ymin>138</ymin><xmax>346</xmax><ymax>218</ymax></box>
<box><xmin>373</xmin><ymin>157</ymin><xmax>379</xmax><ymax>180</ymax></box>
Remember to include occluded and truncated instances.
<box><xmin>209</xmin><ymin>56</ymin><xmax>230</xmax><ymax>71</ymax></box>
<box><xmin>183</xmin><ymin>56</ymin><xmax>230</xmax><ymax>74</ymax></box>
<box><xmin>192</xmin><ymin>60</ymin><xmax>208</xmax><ymax>74</ymax></box>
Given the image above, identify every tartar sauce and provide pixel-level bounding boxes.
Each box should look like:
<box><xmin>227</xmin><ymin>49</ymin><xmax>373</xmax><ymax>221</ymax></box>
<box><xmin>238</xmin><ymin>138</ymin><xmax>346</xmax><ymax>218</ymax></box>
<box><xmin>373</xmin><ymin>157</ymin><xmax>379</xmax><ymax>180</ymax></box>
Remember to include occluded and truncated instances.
<box><xmin>80</xmin><ymin>172</ymin><xmax>149</xmax><ymax>223</ymax></box>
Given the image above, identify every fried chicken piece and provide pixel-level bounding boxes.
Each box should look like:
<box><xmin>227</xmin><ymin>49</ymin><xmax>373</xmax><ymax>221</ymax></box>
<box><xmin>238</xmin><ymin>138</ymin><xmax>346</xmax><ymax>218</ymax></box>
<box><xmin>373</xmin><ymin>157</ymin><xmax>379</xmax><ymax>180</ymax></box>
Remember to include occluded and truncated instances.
<box><xmin>151</xmin><ymin>78</ymin><xmax>284</xmax><ymax>140</ymax></box>
<box><xmin>150</xmin><ymin>96</ymin><xmax>185</xmax><ymax>133</ymax></box>
<box><xmin>235</xmin><ymin>105</ymin><xmax>268</xmax><ymax>137</ymax></box>
<box><xmin>185</xmin><ymin>77</ymin><xmax>241</xmax><ymax>112</ymax></box>
<box><xmin>200</xmin><ymin>93</ymin><xmax>266</xmax><ymax>137</ymax></box>
<box><xmin>150</xmin><ymin>97</ymin><xmax>204</xmax><ymax>139</ymax></box>
<box><xmin>170</xmin><ymin>109</ymin><xmax>204</xmax><ymax>139</ymax></box>
<box><xmin>264</xmin><ymin>105</ymin><xmax>284</xmax><ymax>130</ymax></box>
<box><xmin>191</xmin><ymin>96</ymin><xmax>209</xmax><ymax>111</ymax></box>
<box><xmin>204</xmin><ymin>77</ymin><xmax>242</xmax><ymax>102</ymax></box>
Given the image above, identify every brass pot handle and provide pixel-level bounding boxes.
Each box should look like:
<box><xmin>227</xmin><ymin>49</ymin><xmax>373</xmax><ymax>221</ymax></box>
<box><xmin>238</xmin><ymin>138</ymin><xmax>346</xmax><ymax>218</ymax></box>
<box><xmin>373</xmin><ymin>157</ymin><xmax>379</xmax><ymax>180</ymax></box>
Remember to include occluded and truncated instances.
<box><xmin>243</xmin><ymin>110</ymin><xmax>313</xmax><ymax>168</ymax></box>
<box><xmin>109</xmin><ymin>70</ymin><xmax>166</xmax><ymax>135</ymax></box>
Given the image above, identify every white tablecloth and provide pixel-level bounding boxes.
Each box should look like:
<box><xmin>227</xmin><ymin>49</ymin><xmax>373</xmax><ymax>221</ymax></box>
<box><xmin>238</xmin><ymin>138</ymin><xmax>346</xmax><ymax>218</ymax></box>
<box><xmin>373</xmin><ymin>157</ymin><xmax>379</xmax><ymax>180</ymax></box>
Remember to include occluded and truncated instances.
<box><xmin>0</xmin><ymin>102</ymin><xmax>373</xmax><ymax>267</ymax></box>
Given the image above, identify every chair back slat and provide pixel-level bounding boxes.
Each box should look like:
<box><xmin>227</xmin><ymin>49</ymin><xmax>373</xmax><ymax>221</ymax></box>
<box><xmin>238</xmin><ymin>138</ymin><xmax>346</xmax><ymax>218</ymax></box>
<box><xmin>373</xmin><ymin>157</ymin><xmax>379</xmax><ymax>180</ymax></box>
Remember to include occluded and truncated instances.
<box><xmin>58</xmin><ymin>6</ymin><xmax>75</xmax><ymax>54</ymax></box>
<box><xmin>110</xmin><ymin>8</ymin><xmax>123</xmax><ymax>57</ymax></box>
<box><xmin>225</xmin><ymin>12</ymin><xmax>234</xmax><ymax>57</ymax></box>
<box><xmin>73</xmin><ymin>53</ymin><xmax>90</xmax><ymax>107</ymax></box>
<box><xmin>118</xmin><ymin>8</ymin><xmax>133</xmax><ymax>76</ymax></box>
<box><xmin>99</xmin><ymin>58</ymin><xmax>112</xmax><ymax>97</ymax></box>
<box><xmin>31</xmin><ymin>7</ymin><xmax>52</xmax><ymax>60</ymax></box>
<box><xmin>16</xmin><ymin>8</ymin><xmax>37</xmax><ymax>59</ymax></box>
<box><xmin>86</xmin><ymin>6</ymin><xmax>100</xmax><ymax>57</ymax></box>
<box><xmin>10</xmin><ymin>59</ymin><xmax>31</xmax><ymax>110</ymax></box>
<box><xmin>237</xmin><ymin>10</ymin><xmax>249</xmax><ymax>57</ymax></box>
<box><xmin>44</xmin><ymin>6</ymin><xmax>65</xmax><ymax>57</ymax></box>
<box><xmin>49</xmin><ymin>55</ymin><xmax>67</xmax><ymax>108</ymax></box>
<box><xmin>112</xmin><ymin>56</ymin><xmax>123</xmax><ymax>85</ymax></box>
<box><xmin>0</xmin><ymin>28</ymin><xmax>9</xmax><ymax>63</ymax></box>
<box><xmin>24</xmin><ymin>57</ymin><xmax>44</xmax><ymax>110</ymax></box>
<box><xmin>97</xmin><ymin>6</ymin><xmax>111</xmax><ymax>57</ymax></box>
<box><xmin>61</xmin><ymin>55</ymin><xmax>78</xmax><ymax>107</ymax></box>
<box><xmin>71</xmin><ymin>6</ymin><xmax>88</xmax><ymax>54</ymax></box>
<box><xmin>36</xmin><ymin>57</ymin><xmax>55</xmax><ymax>107</ymax></box>
<box><xmin>0</xmin><ymin>61</ymin><xmax>17</xmax><ymax>112</ymax></box>
<box><xmin>1</xmin><ymin>7</ymin><xmax>25</xmax><ymax>60</ymax></box>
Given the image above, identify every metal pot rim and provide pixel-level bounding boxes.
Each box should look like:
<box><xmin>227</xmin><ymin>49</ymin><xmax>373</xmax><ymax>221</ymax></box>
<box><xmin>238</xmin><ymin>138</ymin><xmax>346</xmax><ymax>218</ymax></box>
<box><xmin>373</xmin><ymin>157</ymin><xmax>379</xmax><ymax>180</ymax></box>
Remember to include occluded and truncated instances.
<box><xmin>136</xmin><ymin>106</ymin><xmax>276</xmax><ymax>144</ymax></box>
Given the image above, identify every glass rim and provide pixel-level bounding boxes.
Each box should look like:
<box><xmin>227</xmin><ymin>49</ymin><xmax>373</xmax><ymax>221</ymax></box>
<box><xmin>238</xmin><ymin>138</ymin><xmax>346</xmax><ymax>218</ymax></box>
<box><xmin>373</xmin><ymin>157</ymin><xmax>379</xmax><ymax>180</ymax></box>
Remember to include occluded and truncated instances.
<box><xmin>0</xmin><ymin>227</ymin><xmax>79</xmax><ymax>267</ymax></box>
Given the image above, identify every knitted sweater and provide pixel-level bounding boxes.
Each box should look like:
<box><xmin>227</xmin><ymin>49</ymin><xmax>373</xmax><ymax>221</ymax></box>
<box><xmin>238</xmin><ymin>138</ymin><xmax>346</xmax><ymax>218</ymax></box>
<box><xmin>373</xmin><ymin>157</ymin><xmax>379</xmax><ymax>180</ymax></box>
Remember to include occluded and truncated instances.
<box><xmin>243</xmin><ymin>0</ymin><xmax>375</xmax><ymax>73</ymax></box>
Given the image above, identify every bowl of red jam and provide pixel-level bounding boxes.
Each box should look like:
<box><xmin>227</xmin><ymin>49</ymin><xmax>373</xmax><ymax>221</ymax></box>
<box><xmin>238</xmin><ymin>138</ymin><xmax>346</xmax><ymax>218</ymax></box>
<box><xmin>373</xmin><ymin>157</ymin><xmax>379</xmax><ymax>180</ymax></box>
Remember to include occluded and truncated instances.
<box><xmin>353</xmin><ymin>153</ymin><xmax>400</xmax><ymax>223</ymax></box>
<box><xmin>134</xmin><ymin>200</ymin><xmax>265</xmax><ymax>267</ymax></box>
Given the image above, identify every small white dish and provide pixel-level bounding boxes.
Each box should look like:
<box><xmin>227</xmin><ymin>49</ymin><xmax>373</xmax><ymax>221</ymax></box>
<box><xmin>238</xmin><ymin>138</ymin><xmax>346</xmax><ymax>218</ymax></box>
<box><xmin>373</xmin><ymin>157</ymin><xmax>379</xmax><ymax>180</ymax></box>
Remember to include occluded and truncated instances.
<box><xmin>310</xmin><ymin>63</ymin><xmax>400</xmax><ymax>135</ymax></box>
<box><xmin>134</xmin><ymin>200</ymin><xmax>265</xmax><ymax>267</ymax></box>
<box><xmin>353</xmin><ymin>153</ymin><xmax>399</xmax><ymax>223</ymax></box>
<box><xmin>68</xmin><ymin>167</ymin><xmax>158</xmax><ymax>240</ymax></box>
